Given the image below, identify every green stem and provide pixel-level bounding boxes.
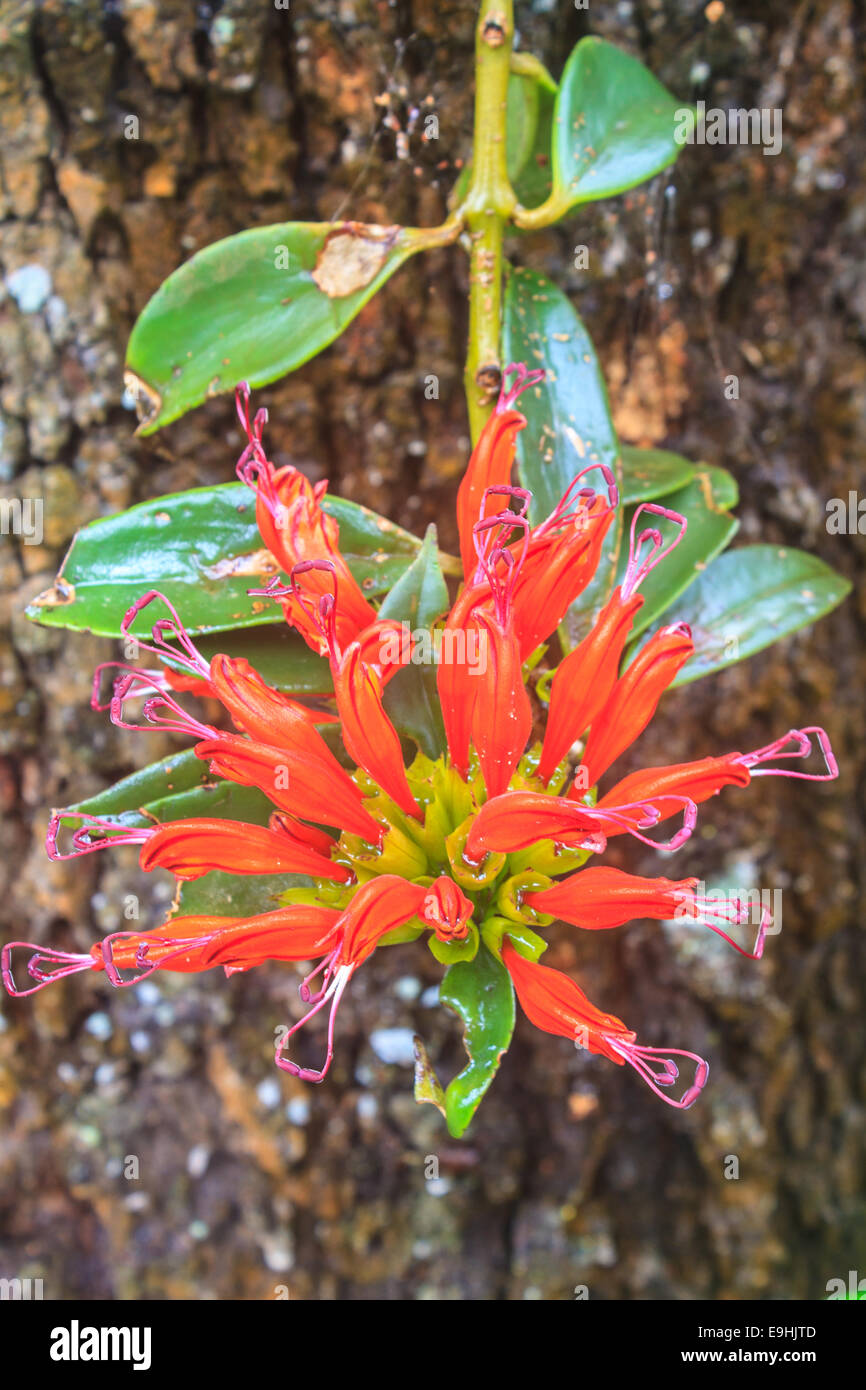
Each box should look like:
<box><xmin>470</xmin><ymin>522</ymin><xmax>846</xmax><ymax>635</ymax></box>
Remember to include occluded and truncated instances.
<box><xmin>461</xmin><ymin>0</ymin><xmax>516</xmax><ymax>445</ymax></box>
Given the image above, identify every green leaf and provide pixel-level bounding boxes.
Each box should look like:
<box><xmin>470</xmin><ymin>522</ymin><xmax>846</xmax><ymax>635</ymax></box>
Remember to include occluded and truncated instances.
<box><xmin>194</xmin><ymin>626</ymin><xmax>331</xmax><ymax>695</ymax></box>
<box><xmin>380</xmin><ymin>524</ymin><xmax>449</xmax><ymax>758</ymax></box>
<box><xmin>502</xmin><ymin>265</ymin><xmax>624</xmax><ymax>646</ymax></box>
<box><xmin>620</xmin><ymin>445</ymin><xmax>695</xmax><ymax>505</ymax></box>
<box><xmin>71</xmin><ymin>749</ymin><xmax>278</xmax><ymax>830</ymax></box>
<box><xmin>450</xmin><ymin>71</ymin><xmax>555</xmax><ymax>213</ymax></box>
<box><xmin>71</xmin><ymin>747</ymin><xmax>214</xmax><ymax>827</ymax></box>
<box><xmin>440</xmin><ymin>944</ymin><xmax>515</xmax><ymax>1138</ymax></box>
<box><xmin>511</xmin><ymin>80</ymin><xmax>556</xmax><ymax>210</ymax></box>
<box><xmin>620</xmin><ymin>465</ymin><xmax>740</xmax><ymax>638</ymax></box>
<box><xmin>549</xmin><ymin>37</ymin><xmax>687</xmax><ymax>215</ymax></box>
<box><xmin>506</xmin><ymin>72</ymin><xmax>540</xmax><ymax>182</ymax></box>
<box><xmin>633</xmin><ymin>545</ymin><xmax>851</xmax><ymax>687</ymax></box>
<box><xmin>125</xmin><ymin>222</ymin><xmax>419</xmax><ymax>432</ymax></box>
<box><xmin>71</xmin><ymin>752</ymin><xmax>316</xmax><ymax>919</ymax></box>
<box><xmin>26</xmin><ymin>482</ymin><xmax>421</xmax><ymax>638</ymax></box>
<box><xmin>174</xmin><ymin>869</ymin><xmax>309</xmax><ymax>920</ymax></box>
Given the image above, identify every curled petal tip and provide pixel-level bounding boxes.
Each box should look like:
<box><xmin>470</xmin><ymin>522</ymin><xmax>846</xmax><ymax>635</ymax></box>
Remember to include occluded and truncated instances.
<box><xmin>2</xmin><ymin>941</ymin><xmax>91</xmax><ymax>997</ymax></box>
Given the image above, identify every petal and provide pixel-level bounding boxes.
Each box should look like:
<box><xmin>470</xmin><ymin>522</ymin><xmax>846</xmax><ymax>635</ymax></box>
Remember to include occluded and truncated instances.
<box><xmin>456</xmin><ymin>408</ymin><xmax>526</xmax><ymax>579</ymax></box>
<box><xmin>139</xmin><ymin>818</ymin><xmax>352</xmax><ymax>883</ymax></box>
<box><xmin>538</xmin><ymin>586</ymin><xmax>644</xmax><ymax>783</ymax></box>
<box><xmin>194</xmin><ymin>732</ymin><xmax>381</xmax><ymax>841</ymax></box>
<box><xmin>582</xmin><ymin>622</ymin><xmax>694</xmax><ymax>785</ymax></box>
<box><xmin>336</xmin><ymin>875</ymin><xmax>427</xmax><ymax>966</ymax></box>
<box><xmin>334</xmin><ymin>644</ymin><xmax>421</xmax><ymax>819</ymax></box>
<box><xmin>502</xmin><ymin>942</ymin><xmax>632</xmax><ymax>1062</ymax></box>
<box><xmin>526</xmin><ymin>866</ymin><xmax>696</xmax><ymax>929</ymax></box>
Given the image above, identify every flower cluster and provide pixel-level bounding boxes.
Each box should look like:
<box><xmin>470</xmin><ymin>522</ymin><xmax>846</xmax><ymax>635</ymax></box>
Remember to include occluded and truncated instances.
<box><xmin>3</xmin><ymin>368</ymin><xmax>838</xmax><ymax>1113</ymax></box>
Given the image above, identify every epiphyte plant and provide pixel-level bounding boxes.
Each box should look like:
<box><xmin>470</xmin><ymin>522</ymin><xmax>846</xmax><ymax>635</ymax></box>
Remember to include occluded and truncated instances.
<box><xmin>11</xmin><ymin>2</ymin><xmax>849</xmax><ymax>1139</ymax></box>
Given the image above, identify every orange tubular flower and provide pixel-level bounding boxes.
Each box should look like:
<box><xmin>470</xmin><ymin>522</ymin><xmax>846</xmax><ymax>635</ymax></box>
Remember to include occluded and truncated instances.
<box><xmin>525</xmin><ymin>865</ymin><xmax>768</xmax><ymax>959</ymax></box>
<box><xmin>194</xmin><ymin>731</ymin><xmax>380</xmax><ymax>841</ymax></box>
<box><xmin>11</xmin><ymin>380</ymin><xmax>841</xmax><ymax>1122</ymax></box>
<box><xmin>164</xmin><ymin>657</ymin><xmax>337</xmax><ymax>715</ymax></box>
<box><xmin>538</xmin><ymin>502</ymin><xmax>689</xmax><ymax>783</ymax></box>
<box><xmin>331</xmin><ymin>641</ymin><xmax>422</xmax><ymax>820</ymax></box>
<box><xmin>436</xmin><ymin>582</ymin><xmax>485</xmax><ymax>778</ymax></box>
<box><xmin>510</xmin><ymin>492</ymin><xmax>614</xmax><ymax>660</ymax></box>
<box><xmin>537</xmin><ymin>585</ymin><xmax>644</xmax><ymax>782</ymax></box>
<box><xmin>502</xmin><ymin>943</ymin><xmax>709</xmax><ymax>1109</ymax></box>
<box><xmin>2</xmin><ymin>905</ymin><xmax>342</xmax><ymax>995</ymax></box>
<box><xmin>580</xmin><ymin>621</ymin><xmax>695</xmax><ymax>787</ymax></box>
<box><xmin>466</xmin><ymin>791</ymin><xmax>612</xmax><ymax>857</ymax></box>
<box><xmin>234</xmin><ymin>386</ymin><xmax>377</xmax><ymax>651</ymax></box>
<box><xmin>207</xmin><ymin>655</ymin><xmax>338</xmax><ymax>740</ymax></box>
<box><xmin>456</xmin><ymin>370</ymin><xmax>544</xmax><ymax>578</ymax></box>
<box><xmin>420</xmin><ymin>876</ymin><xmax>473</xmax><ymax>941</ymax></box>
<box><xmin>137</xmin><ymin>817</ymin><xmax>352</xmax><ymax>883</ymax></box>
<box><xmin>45</xmin><ymin>812</ymin><xmax>353</xmax><ymax>884</ymax></box>
<box><xmin>597</xmin><ymin>754</ymin><xmax>752</xmax><ymax>826</ymax></box>
<box><xmin>275</xmin><ymin>875</ymin><xmax>430</xmax><ymax>1082</ymax></box>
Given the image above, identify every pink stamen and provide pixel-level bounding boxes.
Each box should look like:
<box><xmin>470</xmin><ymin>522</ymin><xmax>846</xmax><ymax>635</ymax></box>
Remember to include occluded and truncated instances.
<box><xmin>472</xmin><ymin>501</ymin><xmax>530</xmax><ymax>621</ymax></box>
<box><xmin>621</xmin><ymin>503</ymin><xmax>688</xmax><ymax>599</ymax></box>
<box><xmin>99</xmin><ymin>930</ymin><xmax>218</xmax><ymax>987</ymax></box>
<box><xmin>275</xmin><ymin>963</ymin><xmax>352</xmax><ymax>1083</ymax></box>
<box><xmin>738</xmin><ymin>726</ymin><xmax>838</xmax><ymax>781</ymax></box>
<box><xmin>678</xmin><ymin>894</ymin><xmax>770</xmax><ymax>960</ymax></box>
<box><xmin>2</xmin><ymin>941</ymin><xmax>92</xmax><ymax>997</ymax></box>
<box><xmin>497</xmin><ymin>362</ymin><xmax>546</xmax><ymax>412</ymax></box>
<box><xmin>46</xmin><ymin>812</ymin><xmax>151</xmax><ymax>862</ymax></box>
<box><xmin>608</xmin><ymin>1037</ymin><xmax>710</xmax><ymax>1109</ymax></box>
<box><xmin>108</xmin><ymin>671</ymin><xmax>217</xmax><ymax>740</ymax></box>
<box><xmin>283</xmin><ymin>560</ymin><xmax>341</xmax><ymax>658</ymax></box>
<box><xmin>298</xmin><ymin>948</ymin><xmax>338</xmax><ymax>1004</ymax></box>
<box><xmin>91</xmin><ymin>663</ymin><xmax>171</xmax><ymax>712</ymax></box>
<box><xmin>121</xmin><ymin>591</ymin><xmax>210</xmax><ymax>678</ymax></box>
<box><xmin>592</xmin><ymin>795</ymin><xmax>698</xmax><ymax>852</ymax></box>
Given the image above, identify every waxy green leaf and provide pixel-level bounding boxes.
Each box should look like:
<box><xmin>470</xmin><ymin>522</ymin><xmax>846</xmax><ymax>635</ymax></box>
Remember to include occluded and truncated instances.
<box><xmin>633</xmin><ymin>545</ymin><xmax>851</xmax><ymax>687</ymax></box>
<box><xmin>502</xmin><ymin>266</ymin><xmax>624</xmax><ymax>647</ymax></box>
<box><xmin>620</xmin><ymin>445</ymin><xmax>695</xmax><ymax>505</ymax></box>
<box><xmin>549</xmin><ymin>37</ymin><xmax>687</xmax><ymax>214</ymax></box>
<box><xmin>174</xmin><ymin>869</ymin><xmax>309</xmax><ymax>920</ymax></box>
<box><xmin>72</xmin><ymin>749</ymin><xmax>277</xmax><ymax>830</ymax></box>
<box><xmin>511</xmin><ymin>80</ymin><xmax>556</xmax><ymax>210</ymax></box>
<box><xmin>620</xmin><ymin>464</ymin><xmax>740</xmax><ymax>638</ymax></box>
<box><xmin>125</xmin><ymin>222</ymin><xmax>421</xmax><ymax>432</ymax></box>
<box><xmin>71</xmin><ymin>752</ymin><xmax>317</xmax><ymax>919</ymax></box>
<box><xmin>450</xmin><ymin>70</ymin><xmax>556</xmax><ymax>212</ymax></box>
<box><xmin>380</xmin><ymin>524</ymin><xmax>449</xmax><ymax>758</ymax></box>
<box><xmin>440</xmin><ymin>944</ymin><xmax>515</xmax><ymax>1138</ymax></box>
<box><xmin>27</xmin><ymin>482</ymin><xmax>421</xmax><ymax>639</ymax></box>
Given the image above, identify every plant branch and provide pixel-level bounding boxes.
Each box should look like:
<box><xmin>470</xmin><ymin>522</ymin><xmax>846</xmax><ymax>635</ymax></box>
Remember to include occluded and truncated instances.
<box><xmin>460</xmin><ymin>0</ymin><xmax>517</xmax><ymax>444</ymax></box>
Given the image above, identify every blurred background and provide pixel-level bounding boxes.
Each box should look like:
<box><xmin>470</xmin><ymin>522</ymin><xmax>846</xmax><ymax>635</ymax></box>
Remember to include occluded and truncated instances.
<box><xmin>0</xmin><ymin>0</ymin><xmax>863</xmax><ymax>1300</ymax></box>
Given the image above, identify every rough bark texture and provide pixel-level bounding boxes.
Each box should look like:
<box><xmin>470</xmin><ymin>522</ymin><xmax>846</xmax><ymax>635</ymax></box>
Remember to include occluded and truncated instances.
<box><xmin>0</xmin><ymin>0</ymin><xmax>864</xmax><ymax>1300</ymax></box>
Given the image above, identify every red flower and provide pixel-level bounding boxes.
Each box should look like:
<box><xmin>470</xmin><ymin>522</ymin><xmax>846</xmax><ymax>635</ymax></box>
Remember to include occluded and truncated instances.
<box><xmin>526</xmin><ymin>865</ymin><xmax>768</xmax><ymax>959</ymax></box>
<box><xmin>580</xmin><ymin>621</ymin><xmax>695</xmax><ymax>786</ymax></box>
<box><xmin>502</xmin><ymin>943</ymin><xmax>709</xmax><ymax>1109</ymax></box>
<box><xmin>235</xmin><ymin>384</ymin><xmax>377</xmax><ymax>650</ymax></box>
<box><xmin>2</xmin><ymin>905</ymin><xmax>343</xmax><ymax>995</ymax></box>
<box><xmin>7</xmin><ymin>380</ymin><xmax>839</xmax><ymax>1122</ymax></box>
